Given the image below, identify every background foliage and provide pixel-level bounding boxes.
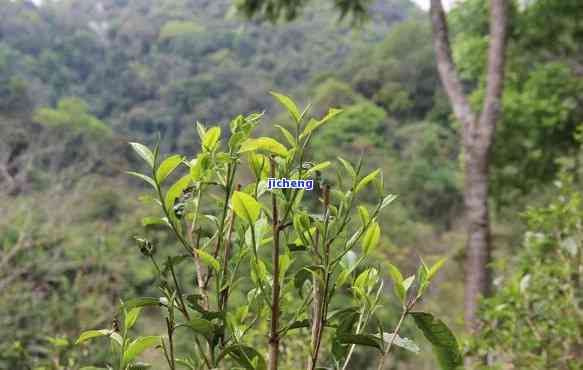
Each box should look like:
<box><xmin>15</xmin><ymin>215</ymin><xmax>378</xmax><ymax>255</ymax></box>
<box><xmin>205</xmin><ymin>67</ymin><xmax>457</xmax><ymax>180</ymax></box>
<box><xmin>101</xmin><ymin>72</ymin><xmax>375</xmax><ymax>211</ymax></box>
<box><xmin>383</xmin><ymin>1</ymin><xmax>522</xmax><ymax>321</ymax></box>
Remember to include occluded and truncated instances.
<box><xmin>0</xmin><ymin>0</ymin><xmax>582</xmax><ymax>369</ymax></box>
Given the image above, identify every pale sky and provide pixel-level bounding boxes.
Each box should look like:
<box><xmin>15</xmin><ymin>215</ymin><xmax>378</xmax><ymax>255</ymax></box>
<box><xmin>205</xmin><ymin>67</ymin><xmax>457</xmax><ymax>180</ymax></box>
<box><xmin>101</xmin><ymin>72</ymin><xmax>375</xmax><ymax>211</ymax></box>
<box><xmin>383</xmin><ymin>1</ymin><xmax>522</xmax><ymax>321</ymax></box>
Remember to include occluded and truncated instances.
<box><xmin>412</xmin><ymin>0</ymin><xmax>458</xmax><ymax>11</ymax></box>
<box><xmin>30</xmin><ymin>0</ymin><xmax>457</xmax><ymax>11</ymax></box>
<box><xmin>29</xmin><ymin>0</ymin><xmax>462</xmax><ymax>11</ymax></box>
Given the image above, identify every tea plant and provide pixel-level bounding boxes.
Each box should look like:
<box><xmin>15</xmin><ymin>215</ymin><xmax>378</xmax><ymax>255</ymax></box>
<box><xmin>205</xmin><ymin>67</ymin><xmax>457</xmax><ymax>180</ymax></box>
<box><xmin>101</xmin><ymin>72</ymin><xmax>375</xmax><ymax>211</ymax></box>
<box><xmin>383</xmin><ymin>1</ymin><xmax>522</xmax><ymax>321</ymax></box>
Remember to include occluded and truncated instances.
<box><xmin>76</xmin><ymin>92</ymin><xmax>461</xmax><ymax>370</ymax></box>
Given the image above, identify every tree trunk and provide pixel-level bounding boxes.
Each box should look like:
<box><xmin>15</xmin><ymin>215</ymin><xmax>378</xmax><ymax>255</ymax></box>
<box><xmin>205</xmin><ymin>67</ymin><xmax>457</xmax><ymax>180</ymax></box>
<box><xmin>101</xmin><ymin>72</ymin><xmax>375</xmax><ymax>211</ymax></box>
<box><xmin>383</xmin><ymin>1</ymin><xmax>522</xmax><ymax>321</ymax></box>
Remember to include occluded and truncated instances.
<box><xmin>463</xmin><ymin>144</ymin><xmax>491</xmax><ymax>330</ymax></box>
<box><xmin>429</xmin><ymin>0</ymin><xmax>507</xmax><ymax>337</ymax></box>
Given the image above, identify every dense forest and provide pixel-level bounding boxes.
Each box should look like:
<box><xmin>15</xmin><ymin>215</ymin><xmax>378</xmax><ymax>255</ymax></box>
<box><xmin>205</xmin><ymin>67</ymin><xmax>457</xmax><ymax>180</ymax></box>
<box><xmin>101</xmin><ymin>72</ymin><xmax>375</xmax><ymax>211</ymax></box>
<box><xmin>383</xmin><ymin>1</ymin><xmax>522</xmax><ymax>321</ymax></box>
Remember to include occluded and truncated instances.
<box><xmin>0</xmin><ymin>0</ymin><xmax>582</xmax><ymax>369</ymax></box>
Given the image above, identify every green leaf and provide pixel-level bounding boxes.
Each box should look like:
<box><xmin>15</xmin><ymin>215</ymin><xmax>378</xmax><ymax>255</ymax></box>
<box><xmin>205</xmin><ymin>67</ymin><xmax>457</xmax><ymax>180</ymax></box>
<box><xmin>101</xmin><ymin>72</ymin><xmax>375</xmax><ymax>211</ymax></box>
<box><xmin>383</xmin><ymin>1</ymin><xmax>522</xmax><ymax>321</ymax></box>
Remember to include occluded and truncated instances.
<box><xmin>357</xmin><ymin>206</ymin><xmax>370</xmax><ymax>226</ymax></box>
<box><xmin>361</xmin><ymin>222</ymin><xmax>380</xmax><ymax>255</ymax></box>
<box><xmin>202</xmin><ymin>126</ymin><xmax>221</xmax><ymax>151</ymax></box>
<box><xmin>75</xmin><ymin>329</ymin><xmax>111</xmax><ymax>344</ymax></box>
<box><xmin>126</xmin><ymin>171</ymin><xmax>157</xmax><ymax>190</ymax></box>
<box><xmin>387</xmin><ymin>263</ymin><xmax>405</xmax><ymax>303</ymax></box>
<box><xmin>299</xmin><ymin>108</ymin><xmax>342</xmax><ymax>139</ymax></box>
<box><xmin>305</xmin><ymin>161</ymin><xmax>331</xmax><ymax>176</ymax></box>
<box><xmin>80</xmin><ymin>367</ymin><xmax>108</xmax><ymax>370</ymax></box>
<box><xmin>270</xmin><ymin>91</ymin><xmax>301</xmax><ymax>123</ymax></box>
<box><xmin>337</xmin><ymin>157</ymin><xmax>357</xmax><ymax>180</ymax></box>
<box><xmin>162</xmin><ymin>255</ymin><xmax>191</xmax><ymax>275</ymax></box>
<box><xmin>279</xmin><ymin>254</ymin><xmax>292</xmax><ymax>280</ymax></box>
<box><xmin>142</xmin><ymin>217</ymin><xmax>170</xmax><ymax>227</ymax></box>
<box><xmin>156</xmin><ymin>155</ymin><xmax>184</xmax><ymax>183</ymax></box>
<box><xmin>380</xmin><ymin>194</ymin><xmax>398</xmax><ymax>210</ymax></box>
<box><xmin>125</xmin><ymin>307</ymin><xmax>141</xmax><ymax>331</ymax></box>
<box><xmin>411</xmin><ymin>312</ymin><xmax>463</xmax><ymax>370</ymax></box>
<box><xmin>232</xmin><ymin>191</ymin><xmax>262</xmax><ymax>224</ymax></box>
<box><xmin>219</xmin><ymin>344</ymin><xmax>267</xmax><ymax>370</ymax></box>
<box><xmin>130</xmin><ymin>142</ymin><xmax>155</xmax><ymax>168</ymax></box>
<box><xmin>46</xmin><ymin>336</ymin><xmax>69</xmax><ymax>347</ymax></box>
<box><xmin>382</xmin><ymin>333</ymin><xmax>420</xmax><ymax>353</ymax></box>
<box><xmin>427</xmin><ymin>258</ymin><xmax>447</xmax><ymax>281</ymax></box>
<box><xmin>164</xmin><ymin>174</ymin><xmax>192</xmax><ymax>213</ymax></box>
<box><xmin>294</xmin><ymin>268</ymin><xmax>312</xmax><ymax>296</ymax></box>
<box><xmin>286</xmin><ymin>319</ymin><xmax>310</xmax><ymax>331</ymax></box>
<box><xmin>122</xmin><ymin>297</ymin><xmax>163</xmax><ymax>310</ymax></box>
<box><xmin>123</xmin><ymin>336</ymin><xmax>160</xmax><ymax>365</ymax></box>
<box><xmin>128</xmin><ymin>363</ymin><xmax>152</xmax><ymax>370</ymax></box>
<box><xmin>185</xmin><ymin>318</ymin><xmax>215</xmax><ymax>339</ymax></box>
<box><xmin>190</xmin><ymin>153</ymin><xmax>207</xmax><ymax>181</ymax></box>
<box><xmin>402</xmin><ymin>275</ymin><xmax>415</xmax><ymax>293</ymax></box>
<box><xmin>240</xmin><ymin>137</ymin><xmax>288</xmax><ymax>157</ymax></box>
<box><xmin>355</xmin><ymin>169</ymin><xmax>381</xmax><ymax>193</ymax></box>
<box><xmin>247</xmin><ymin>152</ymin><xmax>269</xmax><ymax>179</ymax></box>
<box><xmin>195</xmin><ymin>248</ymin><xmax>220</xmax><ymax>271</ymax></box>
<box><xmin>336</xmin><ymin>334</ymin><xmax>383</xmax><ymax>351</ymax></box>
<box><xmin>110</xmin><ymin>332</ymin><xmax>123</xmax><ymax>347</ymax></box>
<box><xmin>195</xmin><ymin>121</ymin><xmax>206</xmax><ymax>140</ymax></box>
<box><xmin>275</xmin><ymin>124</ymin><xmax>296</xmax><ymax>146</ymax></box>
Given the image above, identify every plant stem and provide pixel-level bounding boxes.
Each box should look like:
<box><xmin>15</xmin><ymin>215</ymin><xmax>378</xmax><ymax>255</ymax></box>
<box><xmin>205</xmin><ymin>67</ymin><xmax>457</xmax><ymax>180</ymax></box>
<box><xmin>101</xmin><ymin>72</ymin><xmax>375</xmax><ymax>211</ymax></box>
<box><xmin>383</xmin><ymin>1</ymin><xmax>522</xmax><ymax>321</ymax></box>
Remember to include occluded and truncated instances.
<box><xmin>341</xmin><ymin>308</ymin><xmax>366</xmax><ymax>370</ymax></box>
<box><xmin>166</xmin><ymin>317</ymin><xmax>176</xmax><ymax>370</ymax></box>
<box><xmin>309</xmin><ymin>185</ymin><xmax>331</xmax><ymax>370</ymax></box>
<box><xmin>186</xmin><ymin>189</ymin><xmax>210</xmax><ymax>310</ymax></box>
<box><xmin>268</xmin><ymin>157</ymin><xmax>281</xmax><ymax>370</ymax></box>
<box><xmin>377</xmin><ymin>309</ymin><xmax>408</xmax><ymax>370</ymax></box>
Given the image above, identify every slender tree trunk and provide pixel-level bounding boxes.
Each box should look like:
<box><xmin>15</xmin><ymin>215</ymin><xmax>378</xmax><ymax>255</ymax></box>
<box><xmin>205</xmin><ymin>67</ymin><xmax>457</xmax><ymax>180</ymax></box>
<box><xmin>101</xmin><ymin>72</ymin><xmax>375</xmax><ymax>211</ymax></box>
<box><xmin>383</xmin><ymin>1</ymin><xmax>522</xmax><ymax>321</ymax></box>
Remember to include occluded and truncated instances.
<box><xmin>429</xmin><ymin>0</ymin><xmax>507</xmax><ymax>338</ymax></box>
<box><xmin>463</xmin><ymin>145</ymin><xmax>492</xmax><ymax>330</ymax></box>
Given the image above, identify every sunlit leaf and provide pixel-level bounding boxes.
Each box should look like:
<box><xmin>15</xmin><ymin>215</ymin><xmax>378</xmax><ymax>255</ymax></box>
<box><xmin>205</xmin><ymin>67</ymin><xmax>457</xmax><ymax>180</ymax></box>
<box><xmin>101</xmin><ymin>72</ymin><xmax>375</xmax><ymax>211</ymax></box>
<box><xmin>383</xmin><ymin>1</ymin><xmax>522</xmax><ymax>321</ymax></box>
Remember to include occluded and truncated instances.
<box><xmin>126</xmin><ymin>171</ymin><xmax>157</xmax><ymax>190</ymax></box>
<box><xmin>380</xmin><ymin>194</ymin><xmax>398</xmax><ymax>210</ymax></box>
<box><xmin>337</xmin><ymin>157</ymin><xmax>356</xmax><ymax>179</ymax></box>
<box><xmin>275</xmin><ymin>124</ymin><xmax>296</xmax><ymax>146</ymax></box>
<box><xmin>270</xmin><ymin>91</ymin><xmax>301</xmax><ymax>123</ymax></box>
<box><xmin>123</xmin><ymin>336</ymin><xmax>160</xmax><ymax>365</ymax></box>
<box><xmin>129</xmin><ymin>142</ymin><xmax>154</xmax><ymax>168</ymax></box>
<box><xmin>387</xmin><ymin>263</ymin><xmax>405</xmax><ymax>303</ymax></box>
<box><xmin>125</xmin><ymin>307</ymin><xmax>142</xmax><ymax>331</ymax></box>
<box><xmin>361</xmin><ymin>222</ymin><xmax>380</xmax><ymax>255</ymax></box>
<box><xmin>195</xmin><ymin>248</ymin><xmax>220</xmax><ymax>271</ymax></box>
<box><xmin>202</xmin><ymin>126</ymin><xmax>221</xmax><ymax>151</ymax></box>
<box><xmin>240</xmin><ymin>137</ymin><xmax>288</xmax><ymax>157</ymax></box>
<box><xmin>427</xmin><ymin>258</ymin><xmax>447</xmax><ymax>282</ymax></box>
<box><xmin>300</xmin><ymin>108</ymin><xmax>342</xmax><ymax>139</ymax></box>
<box><xmin>305</xmin><ymin>161</ymin><xmax>331</xmax><ymax>176</ymax></box>
<box><xmin>232</xmin><ymin>191</ymin><xmax>262</xmax><ymax>224</ymax></box>
<box><xmin>156</xmin><ymin>155</ymin><xmax>184</xmax><ymax>183</ymax></box>
<box><xmin>164</xmin><ymin>174</ymin><xmax>192</xmax><ymax>213</ymax></box>
<box><xmin>75</xmin><ymin>329</ymin><xmax>111</xmax><ymax>344</ymax></box>
<box><xmin>358</xmin><ymin>206</ymin><xmax>370</xmax><ymax>226</ymax></box>
<box><xmin>355</xmin><ymin>169</ymin><xmax>380</xmax><ymax>193</ymax></box>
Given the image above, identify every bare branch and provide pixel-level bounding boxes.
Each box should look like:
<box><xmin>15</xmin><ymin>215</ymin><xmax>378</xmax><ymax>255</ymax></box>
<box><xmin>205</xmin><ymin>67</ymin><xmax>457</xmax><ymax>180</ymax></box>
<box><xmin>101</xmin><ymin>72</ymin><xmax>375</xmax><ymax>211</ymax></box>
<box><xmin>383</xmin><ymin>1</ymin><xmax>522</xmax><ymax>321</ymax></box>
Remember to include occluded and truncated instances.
<box><xmin>478</xmin><ymin>0</ymin><xmax>508</xmax><ymax>146</ymax></box>
<box><xmin>429</xmin><ymin>0</ymin><xmax>476</xmax><ymax>130</ymax></box>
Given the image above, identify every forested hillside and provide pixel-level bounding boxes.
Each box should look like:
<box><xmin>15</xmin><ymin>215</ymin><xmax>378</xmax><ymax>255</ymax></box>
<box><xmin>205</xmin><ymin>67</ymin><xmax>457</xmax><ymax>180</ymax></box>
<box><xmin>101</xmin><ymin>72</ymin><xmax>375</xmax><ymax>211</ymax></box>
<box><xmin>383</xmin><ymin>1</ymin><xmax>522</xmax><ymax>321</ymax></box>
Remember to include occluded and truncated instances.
<box><xmin>1</xmin><ymin>0</ymin><xmax>582</xmax><ymax>369</ymax></box>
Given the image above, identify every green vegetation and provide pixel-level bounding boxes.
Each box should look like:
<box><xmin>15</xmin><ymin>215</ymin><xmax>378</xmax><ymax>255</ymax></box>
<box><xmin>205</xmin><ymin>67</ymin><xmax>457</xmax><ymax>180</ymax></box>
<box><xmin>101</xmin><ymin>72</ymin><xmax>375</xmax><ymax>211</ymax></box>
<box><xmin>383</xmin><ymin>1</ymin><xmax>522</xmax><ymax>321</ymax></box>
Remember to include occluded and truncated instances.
<box><xmin>75</xmin><ymin>93</ymin><xmax>458</xmax><ymax>370</ymax></box>
<box><xmin>0</xmin><ymin>0</ymin><xmax>581</xmax><ymax>369</ymax></box>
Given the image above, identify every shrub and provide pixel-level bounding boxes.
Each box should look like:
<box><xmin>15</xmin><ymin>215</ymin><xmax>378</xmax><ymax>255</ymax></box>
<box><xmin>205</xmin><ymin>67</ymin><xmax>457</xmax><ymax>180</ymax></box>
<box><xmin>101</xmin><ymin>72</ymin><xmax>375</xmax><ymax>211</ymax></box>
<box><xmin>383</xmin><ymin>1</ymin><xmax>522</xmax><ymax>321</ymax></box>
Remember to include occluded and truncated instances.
<box><xmin>76</xmin><ymin>92</ymin><xmax>459</xmax><ymax>370</ymax></box>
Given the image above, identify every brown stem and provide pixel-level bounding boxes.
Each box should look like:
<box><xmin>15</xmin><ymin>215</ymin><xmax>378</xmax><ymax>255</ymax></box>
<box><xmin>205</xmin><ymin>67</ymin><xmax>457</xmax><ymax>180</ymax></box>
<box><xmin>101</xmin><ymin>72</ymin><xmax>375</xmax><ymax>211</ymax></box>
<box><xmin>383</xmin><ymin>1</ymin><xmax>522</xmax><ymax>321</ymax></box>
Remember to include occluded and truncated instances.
<box><xmin>188</xmin><ymin>227</ymin><xmax>209</xmax><ymax>310</ymax></box>
<box><xmin>308</xmin><ymin>185</ymin><xmax>331</xmax><ymax>370</ymax></box>
<box><xmin>377</xmin><ymin>309</ymin><xmax>408</xmax><ymax>370</ymax></box>
<box><xmin>219</xmin><ymin>185</ymin><xmax>239</xmax><ymax>319</ymax></box>
<box><xmin>268</xmin><ymin>158</ymin><xmax>281</xmax><ymax>370</ymax></box>
<box><xmin>166</xmin><ymin>317</ymin><xmax>176</xmax><ymax>370</ymax></box>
